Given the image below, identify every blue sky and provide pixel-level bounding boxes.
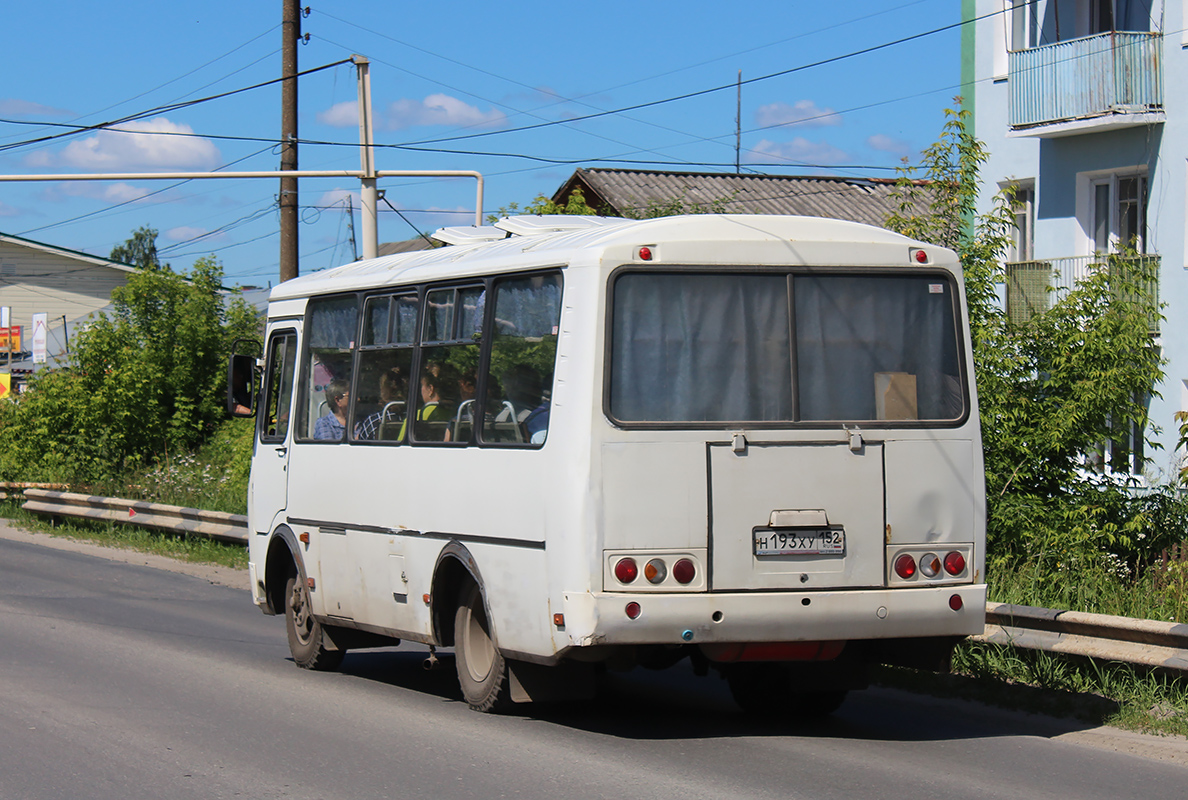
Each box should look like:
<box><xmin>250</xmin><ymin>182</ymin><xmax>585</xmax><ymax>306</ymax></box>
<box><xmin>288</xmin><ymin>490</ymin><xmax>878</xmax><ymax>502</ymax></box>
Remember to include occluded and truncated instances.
<box><xmin>0</xmin><ymin>1</ymin><xmax>964</xmax><ymax>287</ymax></box>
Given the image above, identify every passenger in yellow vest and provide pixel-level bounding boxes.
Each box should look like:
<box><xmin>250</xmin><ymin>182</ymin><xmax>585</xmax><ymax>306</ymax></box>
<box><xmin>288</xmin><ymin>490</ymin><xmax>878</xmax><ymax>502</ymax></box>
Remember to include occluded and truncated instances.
<box><xmin>400</xmin><ymin>367</ymin><xmax>456</xmax><ymax>441</ymax></box>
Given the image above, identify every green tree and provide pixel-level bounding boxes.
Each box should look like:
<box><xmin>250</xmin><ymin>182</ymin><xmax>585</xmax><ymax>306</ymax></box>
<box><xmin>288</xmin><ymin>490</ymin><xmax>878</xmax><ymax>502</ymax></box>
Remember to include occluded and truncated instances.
<box><xmin>487</xmin><ymin>187</ymin><xmax>600</xmax><ymax>223</ymax></box>
<box><xmin>110</xmin><ymin>225</ymin><xmax>168</xmax><ymax>271</ymax></box>
<box><xmin>622</xmin><ymin>192</ymin><xmax>737</xmax><ymax>219</ymax></box>
<box><xmin>887</xmin><ymin>101</ymin><xmax>1176</xmax><ymax>565</ymax></box>
<box><xmin>0</xmin><ymin>253</ymin><xmax>260</xmax><ymax>484</ymax></box>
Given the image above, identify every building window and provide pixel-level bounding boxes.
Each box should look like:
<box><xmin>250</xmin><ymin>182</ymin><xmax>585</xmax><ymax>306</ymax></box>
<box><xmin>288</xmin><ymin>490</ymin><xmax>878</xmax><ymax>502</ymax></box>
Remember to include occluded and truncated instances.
<box><xmin>1090</xmin><ymin>173</ymin><xmax>1148</xmax><ymax>254</ymax></box>
<box><xmin>1008</xmin><ymin>0</ymin><xmax>1038</xmax><ymax>50</ymax></box>
<box><xmin>1006</xmin><ymin>182</ymin><xmax>1036</xmax><ymax>262</ymax></box>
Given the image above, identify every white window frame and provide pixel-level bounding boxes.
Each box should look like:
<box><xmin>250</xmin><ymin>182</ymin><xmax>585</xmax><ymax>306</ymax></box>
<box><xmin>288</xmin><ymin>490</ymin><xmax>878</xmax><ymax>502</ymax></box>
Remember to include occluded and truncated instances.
<box><xmin>1002</xmin><ymin>179</ymin><xmax>1036</xmax><ymax>262</ymax></box>
<box><xmin>1080</xmin><ymin>169</ymin><xmax>1149</xmax><ymax>256</ymax></box>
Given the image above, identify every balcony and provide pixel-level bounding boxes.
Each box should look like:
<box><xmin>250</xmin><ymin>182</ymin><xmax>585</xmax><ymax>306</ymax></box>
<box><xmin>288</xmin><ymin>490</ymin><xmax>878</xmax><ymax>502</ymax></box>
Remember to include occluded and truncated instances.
<box><xmin>1005</xmin><ymin>254</ymin><xmax>1160</xmax><ymax>333</ymax></box>
<box><xmin>1008</xmin><ymin>31</ymin><xmax>1163</xmax><ymax>136</ymax></box>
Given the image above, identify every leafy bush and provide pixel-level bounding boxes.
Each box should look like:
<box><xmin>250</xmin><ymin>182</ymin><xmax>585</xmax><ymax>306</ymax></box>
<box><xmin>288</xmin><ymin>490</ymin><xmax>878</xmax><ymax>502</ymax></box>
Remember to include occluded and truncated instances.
<box><xmin>887</xmin><ymin>101</ymin><xmax>1182</xmax><ymax>572</ymax></box>
<box><xmin>0</xmin><ymin>252</ymin><xmax>260</xmax><ymax>485</ymax></box>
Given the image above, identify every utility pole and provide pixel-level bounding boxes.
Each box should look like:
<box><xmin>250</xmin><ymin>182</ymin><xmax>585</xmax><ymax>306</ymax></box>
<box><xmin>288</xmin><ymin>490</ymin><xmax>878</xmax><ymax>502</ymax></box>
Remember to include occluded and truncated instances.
<box><xmin>345</xmin><ymin>193</ymin><xmax>358</xmax><ymax>262</ymax></box>
<box><xmin>735</xmin><ymin>70</ymin><xmax>742</xmax><ymax>175</ymax></box>
<box><xmin>279</xmin><ymin>0</ymin><xmax>302</xmax><ymax>283</ymax></box>
<box><xmin>355</xmin><ymin>55</ymin><xmax>379</xmax><ymax>260</ymax></box>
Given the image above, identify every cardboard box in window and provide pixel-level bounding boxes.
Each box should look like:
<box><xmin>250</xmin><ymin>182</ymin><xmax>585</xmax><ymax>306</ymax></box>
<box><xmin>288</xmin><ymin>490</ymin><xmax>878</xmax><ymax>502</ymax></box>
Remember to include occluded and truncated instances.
<box><xmin>875</xmin><ymin>372</ymin><xmax>917</xmax><ymax>420</ymax></box>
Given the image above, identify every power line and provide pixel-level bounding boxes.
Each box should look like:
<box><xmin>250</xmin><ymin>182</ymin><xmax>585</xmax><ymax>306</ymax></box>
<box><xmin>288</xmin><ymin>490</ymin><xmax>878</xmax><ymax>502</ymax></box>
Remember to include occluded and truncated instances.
<box><xmin>0</xmin><ymin>58</ymin><xmax>353</xmax><ymax>154</ymax></box>
<box><xmin>391</xmin><ymin>7</ymin><xmax>1007</xmax><ymax>149</ymax></box>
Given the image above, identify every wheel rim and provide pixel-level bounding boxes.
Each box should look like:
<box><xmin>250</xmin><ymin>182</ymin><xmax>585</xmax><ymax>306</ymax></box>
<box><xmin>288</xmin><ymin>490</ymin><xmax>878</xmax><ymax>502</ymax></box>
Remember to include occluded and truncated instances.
<box><xmin>290</xmin><ymin>580</ymin><xmax>314</xmax><ymax>646</ymax></box>
<box><xmin>462</xmin><ymin>601</ymin><xmax>496</xmax><ymax>683</ymax></box>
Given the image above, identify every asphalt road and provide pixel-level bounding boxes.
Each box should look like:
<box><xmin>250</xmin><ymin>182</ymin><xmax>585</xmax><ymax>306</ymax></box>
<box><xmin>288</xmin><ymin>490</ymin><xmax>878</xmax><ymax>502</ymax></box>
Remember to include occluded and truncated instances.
<box><xmin>2</xmin><ymin>527</ymin><xmax>1187</xmax><ymax>800</ymax></box>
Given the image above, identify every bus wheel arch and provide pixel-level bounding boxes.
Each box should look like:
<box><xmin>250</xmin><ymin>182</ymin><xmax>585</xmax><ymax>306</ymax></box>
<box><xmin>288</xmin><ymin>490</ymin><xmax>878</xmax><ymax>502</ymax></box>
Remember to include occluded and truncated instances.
<box><xmin>429</xmin><ymin>542</ymin><xmax>489</xmax><ymax>648</ymax></box>
<box><xmin>263</xmin><ymin>525</ymin><xmax>304</xmax><ymax>616</ymax></box>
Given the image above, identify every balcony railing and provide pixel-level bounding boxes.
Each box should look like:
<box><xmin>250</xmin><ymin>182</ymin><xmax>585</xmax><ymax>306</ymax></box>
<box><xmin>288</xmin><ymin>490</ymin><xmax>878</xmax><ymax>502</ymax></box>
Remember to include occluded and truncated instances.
<box><xmin>1005</xmin><ymin>254</ymin><xmax>1160</xmax><ymax>333</ymax></box>
<box><xmin>1009</xmin><ymin>31</ymin><xmax>1163</xmax><ymax>130</ymax></box>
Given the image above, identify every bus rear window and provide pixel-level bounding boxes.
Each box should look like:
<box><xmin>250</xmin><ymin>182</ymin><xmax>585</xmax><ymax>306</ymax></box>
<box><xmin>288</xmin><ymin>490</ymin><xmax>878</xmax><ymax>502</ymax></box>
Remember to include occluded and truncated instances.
<box><xmin>609</xmin><ymin>271</ymin><xmax>964</xmax><ymax>424</ymax></box>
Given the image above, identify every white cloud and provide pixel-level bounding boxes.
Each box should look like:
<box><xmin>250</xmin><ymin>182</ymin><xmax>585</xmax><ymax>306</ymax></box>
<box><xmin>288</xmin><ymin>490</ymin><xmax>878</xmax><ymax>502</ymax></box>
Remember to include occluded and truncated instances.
<box><xmin>0</xmin><ymin>98</ymin><xmax>72</xmax><ymax>117</ymax></box>
<box><xmin>383</xmin><ymin>94</ymin><xmax>506</xmax><ymax>131</ymax></box>
<box><xmin>43</xmin><ymin>181</ymin><xmax>154</xmax><ymax>203</ymax></box>
<box><xmin>756</xmin><ymin>100</ymin><xmax>841</xmax><ymax>129</ymax></box>
<box><xmin>317</xmin><ymin>187</ymin><xmax>361</xmax><ymax>208</ymax></box>
<box><xmin>317</xmin><ymin>101</ymin><xmax>359</xmax><ymax>128</ymax></box>
<box><xmin>40</xmin><ymin>117</ymin><xmax>221</xmax><ymax>170</ymax></box>
<box><xmin>867</xmin><ymin>133</ymin><xmax>912</xmax><ymax>158</ymax></box>
<box><xmin>164</xmin><ymin>226</ymin><xmax>221</xmax><ymax>243</ymax></box>
<box><xmin>749</xmin><ymin>138</ymin><xmax>850</xmax><ymax>166</ymax></box>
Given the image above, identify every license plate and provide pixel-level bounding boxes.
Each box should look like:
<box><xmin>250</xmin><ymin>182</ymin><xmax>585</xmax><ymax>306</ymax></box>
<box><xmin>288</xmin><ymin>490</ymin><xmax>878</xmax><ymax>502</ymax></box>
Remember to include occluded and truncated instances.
<box><xmin>753</xmin><ymin>527</ymin><xmax>845</xmax><ymax>556</ymax></box>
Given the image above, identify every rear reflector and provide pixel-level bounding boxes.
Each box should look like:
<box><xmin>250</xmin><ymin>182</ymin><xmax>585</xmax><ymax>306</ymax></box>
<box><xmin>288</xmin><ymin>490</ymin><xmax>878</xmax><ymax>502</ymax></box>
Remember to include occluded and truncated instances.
<box><xmin>625</xmin><ymin>602</ymin><xmax>641</xmax><ymax>619</ymax></box>
<box><xmin>949</xmin><ymin>594</ymin><xmax>963</xmax><ymax>611</ymax></box>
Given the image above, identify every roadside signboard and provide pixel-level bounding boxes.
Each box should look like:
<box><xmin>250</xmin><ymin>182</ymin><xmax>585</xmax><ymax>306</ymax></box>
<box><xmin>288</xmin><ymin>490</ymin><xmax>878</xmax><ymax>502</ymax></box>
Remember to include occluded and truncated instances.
<box><xmin>32</xmin><ymin>313</ymin><xmax>47</xmax><ymax>364</ymax></box>
<box><xmin>0</xmin><ymin>326</ymin><xmax>19</xmax><ymax>353</ymax></box>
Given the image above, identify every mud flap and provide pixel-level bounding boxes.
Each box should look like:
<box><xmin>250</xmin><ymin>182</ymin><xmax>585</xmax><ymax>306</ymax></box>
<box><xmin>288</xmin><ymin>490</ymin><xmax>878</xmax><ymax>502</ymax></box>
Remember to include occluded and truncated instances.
<box><xmin>508</xmin><ymin>659</ymin><xmax>597</xmax><ymax>704</ymax></box>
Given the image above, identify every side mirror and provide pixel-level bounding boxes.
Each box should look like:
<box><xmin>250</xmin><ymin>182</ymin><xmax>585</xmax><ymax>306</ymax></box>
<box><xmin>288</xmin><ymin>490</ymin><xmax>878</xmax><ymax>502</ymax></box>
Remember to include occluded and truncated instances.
<box><xmin>227</xmin><ymin>349</ymin><xmax>259</xmax><ymax>417</ymax></box>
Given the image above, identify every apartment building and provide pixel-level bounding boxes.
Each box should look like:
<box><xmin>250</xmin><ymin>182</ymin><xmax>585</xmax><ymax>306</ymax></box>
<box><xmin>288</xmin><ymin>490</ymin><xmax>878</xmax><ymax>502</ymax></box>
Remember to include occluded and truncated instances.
<box><xmin>965</xmin><ymin>0</ymin><xmax>1184</xmax><ymax>478</ymax></box>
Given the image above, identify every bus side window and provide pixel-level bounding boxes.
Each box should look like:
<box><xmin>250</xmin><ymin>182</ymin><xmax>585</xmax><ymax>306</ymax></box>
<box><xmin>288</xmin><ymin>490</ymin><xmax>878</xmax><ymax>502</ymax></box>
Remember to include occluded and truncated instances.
<box><xmin>482</xmin><ymin>273</ymin><xmax>562</xmax><ymax>446</ymax></box>
<box><xmin>414</xmin><ymin>286</ymin><xmax>481</xmax><ymax>444</ymax></box>
<box><xmin>296</xmin><ymin>295</ymin><xmax>358</xmax><ymax>442</ymax></box>
<box><xmin>261</xmin><ymin>332</ymin><xmax>297</xmax><ymax>441</ymax></box>
<box><xmin>353</xmin><ymin>293</ymin><xmax>416</xmax><ymax>443</ymax></box>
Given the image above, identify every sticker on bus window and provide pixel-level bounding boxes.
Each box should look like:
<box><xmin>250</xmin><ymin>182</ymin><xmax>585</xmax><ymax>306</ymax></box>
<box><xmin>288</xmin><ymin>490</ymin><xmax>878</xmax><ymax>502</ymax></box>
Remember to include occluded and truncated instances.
<box><xmin>928</xmin><ymin>284</ymin><xmax>944</xmax><ymax>294</ymax></box>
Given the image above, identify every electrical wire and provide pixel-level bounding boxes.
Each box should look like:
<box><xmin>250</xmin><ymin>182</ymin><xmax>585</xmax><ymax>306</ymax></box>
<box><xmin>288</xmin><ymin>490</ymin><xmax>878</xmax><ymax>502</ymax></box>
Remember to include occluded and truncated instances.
<box><xmin>0</xmin><ymin>58</ymin><xmax>353</xmax><ymax>154</ymax></box>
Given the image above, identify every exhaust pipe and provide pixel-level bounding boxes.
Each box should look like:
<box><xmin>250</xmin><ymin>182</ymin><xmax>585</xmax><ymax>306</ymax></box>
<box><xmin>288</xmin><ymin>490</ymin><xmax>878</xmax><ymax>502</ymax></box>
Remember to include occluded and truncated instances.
<box><xmin>422</xmin><ymin>646</ymin><xmax>442</xmax><ymax>671</ymax></box>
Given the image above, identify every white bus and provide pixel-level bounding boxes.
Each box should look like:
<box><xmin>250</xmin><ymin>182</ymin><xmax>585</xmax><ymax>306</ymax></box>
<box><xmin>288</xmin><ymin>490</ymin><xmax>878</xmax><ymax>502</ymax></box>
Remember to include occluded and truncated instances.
<box><xmin>229</xmin><ymin>213</ymin><xmax>986</xmax><ymax>715</ymax></box>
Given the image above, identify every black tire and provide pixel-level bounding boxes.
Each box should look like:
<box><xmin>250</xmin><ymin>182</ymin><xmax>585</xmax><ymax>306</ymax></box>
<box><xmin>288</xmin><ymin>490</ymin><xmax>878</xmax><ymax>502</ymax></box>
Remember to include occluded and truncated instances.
<box><xmin>285</xmin><ymin>575</ymin><xmax>345</xmax><ymax>672</ymax></box>
<box><xmin>726</xmin><ymin>662</ymin><xmax>847</xmax><ymax>718</ymax></box>
<box><xmin>454</xmin><ymin>583</ymin><xmax>512</xmax><ymax>712</ymax></box>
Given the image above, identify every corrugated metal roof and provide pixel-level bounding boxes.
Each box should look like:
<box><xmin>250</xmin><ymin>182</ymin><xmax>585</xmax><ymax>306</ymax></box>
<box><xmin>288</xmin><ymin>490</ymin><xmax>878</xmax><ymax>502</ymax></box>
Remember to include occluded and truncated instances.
<box><xmin>553</xmin><ymin>168</ymin><xmax>930</xmax><ymax>228</ymax></box>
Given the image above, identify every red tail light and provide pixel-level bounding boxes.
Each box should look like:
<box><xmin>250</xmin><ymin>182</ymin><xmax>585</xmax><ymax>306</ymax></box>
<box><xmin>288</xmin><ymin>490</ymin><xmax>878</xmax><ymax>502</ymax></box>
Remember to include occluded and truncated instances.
<box><xmin>672</xmin><ymin>558</ymin><xmax>696</xmax><ymax>585</ymax></box>
<box><xmin>614</xmin><ymin>557</ymin><xmax>638</xmax><ymax>584</ymax></box>
<box><xmin>894</xmin><ymin>553</ymin><xmax>917</xmax><ymax>579</ymax></box>
<box><xmin>944</xmin><ymin>551</ymin><xmax>966</xmax><ymax>576</ymax></box>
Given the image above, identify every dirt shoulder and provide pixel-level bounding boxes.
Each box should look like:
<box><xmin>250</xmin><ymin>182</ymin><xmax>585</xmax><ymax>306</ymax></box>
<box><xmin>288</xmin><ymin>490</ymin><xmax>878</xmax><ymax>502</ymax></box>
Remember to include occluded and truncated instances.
<box><xmin>0</xmin><ymin>517</ymin><xmax>248</xmax><ymax>590</ymax></box>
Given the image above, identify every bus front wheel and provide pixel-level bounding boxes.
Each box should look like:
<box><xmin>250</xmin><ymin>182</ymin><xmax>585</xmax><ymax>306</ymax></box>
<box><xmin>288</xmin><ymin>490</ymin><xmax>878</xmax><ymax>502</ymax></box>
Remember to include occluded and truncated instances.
<box><xmin>454</xmin><ymin>583</ymin><xmax>512</xmax><ymax>712</ymax></box>
<box><xmin>285</xmin><ymin>575</ymin><xmax>344</xmax><ymax>672</ymax></box>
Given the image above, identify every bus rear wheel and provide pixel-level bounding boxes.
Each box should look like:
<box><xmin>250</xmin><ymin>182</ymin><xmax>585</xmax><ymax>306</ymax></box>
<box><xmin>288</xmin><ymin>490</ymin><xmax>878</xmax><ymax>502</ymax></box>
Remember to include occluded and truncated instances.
<box><xmin>285</xmin><ymin>575</ymin><xmax>344</xmax><ymax>672</ymax></box>
<box><xmin>454</xmin><ymin>583</ymin><xmax>512</xmax><ymax>712</ymax></box>
<box><xmin>726</xmin><ymin>662</ymin><xmax>847</xmax><ymax>717</ymax></box>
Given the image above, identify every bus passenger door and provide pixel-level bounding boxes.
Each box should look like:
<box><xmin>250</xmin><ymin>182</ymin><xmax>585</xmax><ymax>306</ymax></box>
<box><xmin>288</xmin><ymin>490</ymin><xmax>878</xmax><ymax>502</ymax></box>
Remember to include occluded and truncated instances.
<box><xmin>251</xmin><ymin>328</ymin><xmax>298</xmax><ymax>534</ymax></box>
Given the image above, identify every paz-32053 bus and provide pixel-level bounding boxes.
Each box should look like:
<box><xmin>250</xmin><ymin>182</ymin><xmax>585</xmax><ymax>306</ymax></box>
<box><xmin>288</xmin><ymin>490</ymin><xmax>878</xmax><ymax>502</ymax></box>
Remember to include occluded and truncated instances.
<box><xmin>228</xmin><ymin>213</ymin><xmax>986</xmax><ymax>715</ymax></box>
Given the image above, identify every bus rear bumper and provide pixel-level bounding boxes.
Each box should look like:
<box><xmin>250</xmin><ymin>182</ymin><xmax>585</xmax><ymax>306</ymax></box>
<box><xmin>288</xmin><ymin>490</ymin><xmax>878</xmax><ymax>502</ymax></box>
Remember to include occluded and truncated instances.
<box><xmin>561</xmin><ymin>584</ymin><xmax>987</xmax><ymax>647</ymax></box>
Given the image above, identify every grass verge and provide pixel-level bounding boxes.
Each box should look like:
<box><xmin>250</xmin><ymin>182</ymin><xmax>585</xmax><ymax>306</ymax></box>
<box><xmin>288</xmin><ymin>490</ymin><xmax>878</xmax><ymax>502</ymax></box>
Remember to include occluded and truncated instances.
<box><xmin>875</xmin><ymin>640</ymin><xmax>1188</xmax><ymax>738</ymax></box>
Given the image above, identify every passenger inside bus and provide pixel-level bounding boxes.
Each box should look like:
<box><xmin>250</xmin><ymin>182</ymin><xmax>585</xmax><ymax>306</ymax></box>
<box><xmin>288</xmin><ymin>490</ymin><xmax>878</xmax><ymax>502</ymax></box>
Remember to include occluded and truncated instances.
<box><xmin>356</xmin><ymin>367</ymin><xmax>408</xmax><ymax>440</ymax></box>
<box><xmin>401</xmin><ymin>364</ymin><xmax>458</xmax><ymax>441</ymax></box>
<box><xmin>314</xmin><ymin>380</ymin><xmax>350</xmax><ymax>440</ymax></box>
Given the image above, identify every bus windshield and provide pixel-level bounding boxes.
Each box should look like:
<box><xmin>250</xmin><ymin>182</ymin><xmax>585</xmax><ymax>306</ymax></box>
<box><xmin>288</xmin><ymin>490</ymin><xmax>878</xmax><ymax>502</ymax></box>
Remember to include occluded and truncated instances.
<box><xmin>609</xmin><ymin>271</ymin><xmax>965</xmax><ymax>424</ymax></box>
